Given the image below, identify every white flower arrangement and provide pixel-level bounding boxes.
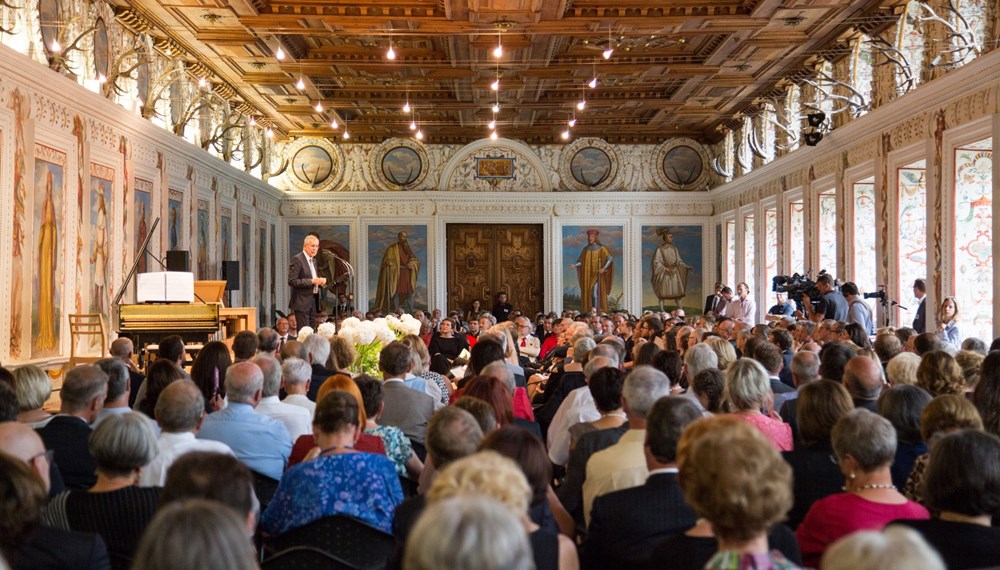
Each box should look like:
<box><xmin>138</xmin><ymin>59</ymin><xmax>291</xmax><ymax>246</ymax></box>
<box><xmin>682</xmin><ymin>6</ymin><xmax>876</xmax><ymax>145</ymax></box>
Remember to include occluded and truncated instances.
<box><xmin>335</xmin><ymin>313</ymin><xmax>421</xmax><ymax>375</ymax></box>
<box><xmin>316</xmin><ymin>322</ymin><xmax>337</xmax><ymax>340</ymax></box>
<box><xmin>296</xmin><ymin>326</ymin><xmax>315</xmax><ymax>343</ymax></box>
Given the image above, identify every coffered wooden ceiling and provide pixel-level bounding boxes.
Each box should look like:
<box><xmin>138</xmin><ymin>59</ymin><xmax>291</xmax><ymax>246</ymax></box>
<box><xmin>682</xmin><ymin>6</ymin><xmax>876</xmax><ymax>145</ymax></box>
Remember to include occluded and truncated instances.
<box><xmin>113</xmin><ymin>0</ymin><xmax>905</xmax><ymax>144</ymax></box>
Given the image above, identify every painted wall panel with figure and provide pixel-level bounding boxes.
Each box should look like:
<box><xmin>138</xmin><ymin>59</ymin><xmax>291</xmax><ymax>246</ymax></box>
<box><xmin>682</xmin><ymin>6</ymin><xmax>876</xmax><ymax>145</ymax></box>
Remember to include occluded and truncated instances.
<box><xmin>561</xmin><ymin>225</ymin><xmax>624</xmax><ymax>314</ymax></box>
<box><xmin>368</xmin><ymin>224</ymin><xmax>428</xmax><ymax>314</ymax></box>
<box><xmin>134</xmin><ymin>179</ymin><xmax>152</xmax><ymax>273</ymax></box>
<box><xmin>641</xmin><ymin>225</ymin><xmax>703</xmax><ymax>314</ymax></box>
<box><xmin>32</xmin><ymin>145</ymin><xmax>65</xmax><ymax>359</ymax></box>
<box><xmin>89</xmin><ymin>164</ymin><xmax>113</xmax><ymax>321</ymax></box>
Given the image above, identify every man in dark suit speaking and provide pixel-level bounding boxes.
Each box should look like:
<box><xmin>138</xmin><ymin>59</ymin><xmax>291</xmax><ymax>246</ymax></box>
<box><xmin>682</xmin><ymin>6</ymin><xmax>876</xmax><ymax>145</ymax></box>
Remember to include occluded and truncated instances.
<box><xmin>288</xmin><ymin>234</ymin><xmax>326</xmax><ymax>330</ymax></box>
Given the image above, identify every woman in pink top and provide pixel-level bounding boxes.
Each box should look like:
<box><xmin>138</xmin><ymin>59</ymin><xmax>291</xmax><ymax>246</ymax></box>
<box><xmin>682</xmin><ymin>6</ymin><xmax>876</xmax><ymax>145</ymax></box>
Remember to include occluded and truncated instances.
<box><xmin>725</xmin><ymin>358</ymin><xmax>794</xmax><ymax>451</ymax></box>
<box><xmin>796</xmin><ymin>408</ymin><xmax>930</xmax><ymax>567</ymax></box>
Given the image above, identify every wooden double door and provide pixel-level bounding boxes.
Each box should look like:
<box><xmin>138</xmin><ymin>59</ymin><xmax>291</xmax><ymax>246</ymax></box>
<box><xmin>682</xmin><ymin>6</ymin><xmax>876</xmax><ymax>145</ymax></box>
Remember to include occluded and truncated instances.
<box><xmin>446</xmin><ymin>224</ymin><xmax>544</xmax><ymax>317</ymax></box>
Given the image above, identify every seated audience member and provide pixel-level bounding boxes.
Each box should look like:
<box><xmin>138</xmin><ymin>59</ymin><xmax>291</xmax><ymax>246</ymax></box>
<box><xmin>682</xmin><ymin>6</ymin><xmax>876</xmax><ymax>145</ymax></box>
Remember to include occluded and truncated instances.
<box><xmin>196</xmin><ymin>361</ymin><xmax>291</xmax><ymax>480</ymax></box>
<box><xmin>303</xmin><ymin>333</ymin><xmax>336</xmax><ymax>401</ymax></box>
<box><xmin>279</xmin><ymin>357</ymin><xmax>315</xmax><ymax>415</ymax></box>
<box><xmin>452</xmin><ymin>396</ymin><xmax>498</xmax><ymax>434</ymax></box>
<box><xmin>582</xmin><ymin>365</ymin><xmax>672</xmax><ymax>526</ymax></box>
<box><xmin>279</xmin><ymin>339</ymin><xmax>307</xmax><ymax>362</ymax></box>
<box><xmin>821</xmin><ymin>526</ymin><xmax>945</xmax><ymax>570</ymax></box>
<box><xmin>0</xmin><ymin>451</ymin><xmax>110</xmax><ymax>569</ymax></box>
<box><xmin>842</xmin><ymin>355</ymin><xmax>883</xmax><ymax>412</ymax></box>
<box><xmin>796</xmin><ymin>409</ymin><xmax>930</xmax><ymax>567</ymax></box>
<box><xmin>480</xmin><ymin>360</ymin><xmax>535</xmax><ymax>422</ymax></box>
<box><xmin>288</xmin><ymin>374</ymin><xmax>386</xmax><ymax>466</ymax></box>
<box><xmin>916</xmin><ymin>350</ymin><xmax>966</xmax><ymax>397</ymax></box>
<box><xmin>426</xmin><ymin>451</ymin><xmax>578</xmax><ymax>570</ymax></box>
<box><xmin>43</xmin><ymin>412</ymin><xmax>160</xmax><ymax>566</ymax></box>
<box><xmin>0</xmin><ymin>420</ymin><xmax>66</xmax><ymax>497</ymax></box>
<box><xmin>782</xmin><ymin>380</ymin><xmax>854</xmax><ymax>529</ymax></box>
<box><xmin>778</xmin><ymin>350</ymin><xmax>821</xmax><ymax>440</ymax></box>
<box><xmin>877</xmin><ymin>385</ymin><xmax>932</xmax><ymax>488</ymax></box>
<box><xmin>535</xmin><ymin>338</ymin><xmax>594</xmax><ymax>431</ymax></box>
<box><xmin>690</xmin><ymin>368</ymin><xmax>725</xmax><ymax>414</ymax></box>
<box><xmin>188</xmin><ymin>340</ymin><xmax>232</xmax><ymax>414</ymax></box>
<box><xmin>140</xmin><ymin>381</ymin><xmax>234</xmax><ymax>487</ymax></box>
<box><xmin>401</xmin><ymin>335</ymin><xmax>451</xmax><ymax>405</ymax></box>
<box><xmin>480</xmin><ymin>426</ymin><xmax>574</xmax><ymax>539</ymax></box>
<box><xmin>973</xmin><ymin>350</ymin><xmax>1000</xmax><ymax>437</ymax></box>
<box><xmin>960</xmin><ymin>336</ymin><xmax>987</xmax><ymax>355</ymax></box>
<box><xmin>327</xmin><ymin>335</ymin><xmax>357</xmax><ymax>375</ymax></box>
<box><xmin>428</xmin><ymin>317</ymin><xmax>470</xmax><ymax>368</ymax></box>
<box><xmin>874</xmin><ymin>333</ymin><xmax>903</xmax><ymax>368</ymax></box>
<box><xmin>754</xmin><ymin>342</ymin><xmax>795</xmax><ymax>400</ymax></box>
<box><xmin>94</xmin><ymin>359</ymin><xmax>132</xmax><ymax>426</ymax></box>
<box><xmin>913</xmin><ymin>332</ymin><xmax>943</xmax><ymax>356</ymax></box>
<box><xmin>12</xmin><ymin>364</ymin><xmax>54</xmax><ymax>427</ymax></box>
<box><xmin>547</xmin><ymin>355</ymin><xmax>617</xmax><ymax>465</ymax></box>
<box><xmin>890</xmin><ymin>430</ymin><xmax>1000</xmax><ymax>569</ymax></box>
<box><xmin>463</xmin><ymin>374</ymin><xmax>539</xmax><ymax>437</ymax></box>
<box><xmin>379</xmin><ymin>343</ymin><xmax>437</xmax><ymax>448</ymax></box>
<box><xmin>135</xmin><ymin>359</ymin><xmax>185</xmax><ymax>419</ymax></box>
<box><xmin>953</xmin><ymin>349</ymin><xmax>984</xmax><ymax>391</ymax></box>
<box><xmin>257</xmin><ymin>327</ymin><xmax>280</xmax><ymax>358</ymax></box>
<box><xmin>704</xmin><ymin>336</ymin><xmax>736</xmax><ymax>370</ymax></box>
<box><xmin>131</xmin><ymin>500</ymin><xmax>257</xmax><ymax>570</ymax></box>
<box><xmin>726</xmin><ymin>358</ymin><xmax>793</xmax><ymax>451</ymax></box>
<box><xmin>583</xmin><ymin>397</ymin><xmax>701</xmax><ymax>568</ymax></box>
<box><xmin>404</xmin><ymin>496</ymin><xmax>533</xmax><ymax>570</ymax></box>
<box><xmin>231</xmin><ymin>330</ymin><xmax>259</xmax><ymax>363</ymax></box>
<box><xmin>903</xmin><ymin>394</ymin><xmax>984</xmax><ymax>504</ymax></box>
<box><xmin>885</xmin><ymin>352</ymin><xmax>921</xmax><ymax>386</ymax></box>
<box><xmin>262</xmin><ymin>391</ymin><xmax>402</xmax><ymax>535</ymax></box>
<box><xmin>356</xmin><ymin>375</ymin><xmax>423</xmax><ymax>478</ymax></box>
<box><xmin>649</xmin><ymin>416</ymin><xmax>802</xmax><ymax>570</ymax></box>
<box><xmin>567</xmin><ymin>367</ymin><xmax>626</xmax><ymax>452</ymax></box>
<box><xmin>109</xmin><ymin>338</ymin><xmax>145</xmax><ymax>409</ymax></box>
<box><xmin>0</xmin><ymin>379</ymin><xmax>18</xmax><ymax>422</ymax></box>
<box><xmin>252</xmin><ymin>354</ymin><xmax>311</xmax><ymax>441</ymax></box>
<box><xmin>36</xmin><ymin>364</ymin><xmax>108</xmax><ymax>490</ymax></box>
<box><xmin>159</xmin><ymin>451</ymin><xmax>256</xmax><ymax>533</ymax></box>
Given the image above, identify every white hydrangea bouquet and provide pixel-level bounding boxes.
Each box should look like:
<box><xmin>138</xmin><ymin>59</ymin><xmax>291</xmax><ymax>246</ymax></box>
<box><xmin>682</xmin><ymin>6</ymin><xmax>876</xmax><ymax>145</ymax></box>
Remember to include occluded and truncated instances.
<box><xmin>337</xmin><ymin>315</ymin><xmax>420</xmax><ymax>375</ymax></box>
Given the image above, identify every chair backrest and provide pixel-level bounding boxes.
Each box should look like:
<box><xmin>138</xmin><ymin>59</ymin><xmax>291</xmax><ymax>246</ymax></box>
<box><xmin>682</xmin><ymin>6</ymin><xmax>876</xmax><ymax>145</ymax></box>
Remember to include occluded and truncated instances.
<box><xmin>263</xmin><ymin>546</ymin><xmax>352</xmax><ymax>570</ymax></box>
<box><xmin>251</xmin><ymin>470</ymin><xmax>281</xmax><ymax>511</ymax></box>
<box><xmin>68</xmin><ymin>313</ymin><xmax>108</xmax><ymax>366</ymax></box>
<box><xmin>269</xmin><ymin>515</ymin><xmax>395</xmax><ymax>570</ymax></box>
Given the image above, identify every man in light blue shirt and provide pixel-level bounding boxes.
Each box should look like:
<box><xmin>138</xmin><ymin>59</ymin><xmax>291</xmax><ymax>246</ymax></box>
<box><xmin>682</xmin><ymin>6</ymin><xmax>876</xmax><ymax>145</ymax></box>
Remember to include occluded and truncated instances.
<box><xmin>197</xmin><ymin>361</ymin><xmax>291</xmax><ymax>480</ymax></box>
<box><xmin>842</xmin><ymin>282</ymin><xmax>875</xmax><ymax>337</ymax></box>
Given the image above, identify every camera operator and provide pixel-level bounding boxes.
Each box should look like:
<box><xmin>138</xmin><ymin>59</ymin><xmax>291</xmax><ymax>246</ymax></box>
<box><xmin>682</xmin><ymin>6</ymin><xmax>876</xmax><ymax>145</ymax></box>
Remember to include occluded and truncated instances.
<box><xmin>841</xmin><ymin>282</ymin><xmax>875</xmax><ymax>336</ymax></box>
<box><xmin>796</xmin><ymin>273</ymin><xmax>847</xmax><ymax>323</ymax></box>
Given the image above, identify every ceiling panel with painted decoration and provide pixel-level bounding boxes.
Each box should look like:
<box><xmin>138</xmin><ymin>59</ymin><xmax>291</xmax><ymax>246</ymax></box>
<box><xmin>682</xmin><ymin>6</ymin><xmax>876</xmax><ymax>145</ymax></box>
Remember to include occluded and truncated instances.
<box><xmin>108</xmin><ymin>0</ymin><xmax>906</xmax><ymax>144</ymax></box>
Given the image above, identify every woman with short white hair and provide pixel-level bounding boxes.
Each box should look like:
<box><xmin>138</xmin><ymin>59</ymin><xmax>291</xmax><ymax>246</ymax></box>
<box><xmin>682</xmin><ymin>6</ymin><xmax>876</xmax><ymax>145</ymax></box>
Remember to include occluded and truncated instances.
<box><xmin>43</xmin><ymin>412</ymin><xmax>161</xmax><ymax>566</ymax></box>
<box><xmin>12</xmin><ymin>365</ymin><xmax>53</xmax><ymax>427</ymax></box>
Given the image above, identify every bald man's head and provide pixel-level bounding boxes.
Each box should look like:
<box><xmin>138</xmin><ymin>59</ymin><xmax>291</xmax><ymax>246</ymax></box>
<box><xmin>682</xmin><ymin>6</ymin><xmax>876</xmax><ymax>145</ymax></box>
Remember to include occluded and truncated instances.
<box><xmin>843</xmin><ymin>356</ymin><xmax>884</xmax><ymax>401</ymax></box>
<box><xmin>0</xmin><ymin>422</ymin><xmax>50</xmax><ymax>490</ymax></box>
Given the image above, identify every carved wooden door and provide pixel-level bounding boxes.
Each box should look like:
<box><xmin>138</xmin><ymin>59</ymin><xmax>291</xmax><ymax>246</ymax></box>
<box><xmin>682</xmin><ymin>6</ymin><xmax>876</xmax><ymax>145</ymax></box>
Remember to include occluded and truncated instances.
<box><xmin>446</xmin><ymin>224</ymin><xmax>544</xmax><ymax>317</ymax></box>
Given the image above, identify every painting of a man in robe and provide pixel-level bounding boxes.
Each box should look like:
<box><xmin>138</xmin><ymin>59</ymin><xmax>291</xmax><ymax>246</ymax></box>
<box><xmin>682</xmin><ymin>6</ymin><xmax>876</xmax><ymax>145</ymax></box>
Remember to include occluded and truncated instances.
<box><xmin>220</xmin><ymin>215</ymin><xmax>232</xmax><ymax>260</ymax></box>
<box><xmin>561</xmin><ymin>226</ymin><xmax>623</xmax><ymax>314</ymax></box>
<box><xmin>241</xmin><ymin>220</ymin><xmax>251</xmax><ymax>306</ymax></box>
<box><xmin>89</xmin><ymin>173</ymin><xmax>112</xmax><ymax>317</ymax></box>
<box><xmin>168</xmin><ymin>196</ymin><xmax>182</xmax><ymax>250</ymax></box>
<box><xmin>197</xmin><ymin>207</ymin><xmax>209</xmax><ymax>278</ymax></box>
<box><xmin>368</xmin><ymin>225</ymin><xmax>427</xmax><ymax>314</ymax></box>
<box><xmin>32</xmin><ymin>154</ymin><xmax>64</xmax><ymax>357</ymax></box>
<box><xmin>134</xmin><ymin>185</ymin><xmax>151</xmax><ymax>274</ymax></box>
<box><xmin>641</xmin><ymin>225</ymin><xmax>703</xmax><ymax>313</ymax></box>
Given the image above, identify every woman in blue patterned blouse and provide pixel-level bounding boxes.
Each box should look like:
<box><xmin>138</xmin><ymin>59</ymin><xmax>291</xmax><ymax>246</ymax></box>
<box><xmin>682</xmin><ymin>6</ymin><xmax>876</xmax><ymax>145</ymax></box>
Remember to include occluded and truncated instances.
<box><xmin>261</xmin><ymin>391</ymin><xmax>403</xmax><ymax>535</ymax></box>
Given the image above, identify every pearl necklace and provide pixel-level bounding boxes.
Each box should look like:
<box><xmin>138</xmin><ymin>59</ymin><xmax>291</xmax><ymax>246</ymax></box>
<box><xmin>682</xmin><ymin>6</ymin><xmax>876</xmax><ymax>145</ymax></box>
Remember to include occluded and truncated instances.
<box><xmin>852</xmin><ymin>482</ymin><xmax>896</xmax><ymax>492</ymax></box>
<box><xmin>601</xmin><ymin>411</ymin><xmax>627</xmax><ymax>420</ymax></box>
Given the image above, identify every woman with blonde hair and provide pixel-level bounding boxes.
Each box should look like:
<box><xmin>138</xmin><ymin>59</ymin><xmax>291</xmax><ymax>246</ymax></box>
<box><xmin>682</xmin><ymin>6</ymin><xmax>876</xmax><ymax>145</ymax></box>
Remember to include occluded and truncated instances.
<box><xmin>327</xmin><ymin>334</ymin><xmax>356</xmax><ymax>374</ymax></box>
<box><xmin>705</xmin><ymin>336</ymin><xmax>737</xmax><ymax>371</ymax></box>
<box><xmin>12</xmin><ymin>365</ymin><xmax>53</xmax><ymax>427</ymax></box>
<box><xmin>427</xmin><ymin>451</ymin><xmax>578</xmax><ymax>570</ymax></box>
<box><xmin>288</xmin><ymin>374</ymin><xmax>386</xmax><ymax>466</ymax></box>
<box><xmin>936</xmin><ymin>296</ymin><xmax>960</xmax><ymax>347</ymax></box>
<box><xmin>725</xmin><ymin>358</ymin><xmax>793</xmax><ymax>451</ymax></box>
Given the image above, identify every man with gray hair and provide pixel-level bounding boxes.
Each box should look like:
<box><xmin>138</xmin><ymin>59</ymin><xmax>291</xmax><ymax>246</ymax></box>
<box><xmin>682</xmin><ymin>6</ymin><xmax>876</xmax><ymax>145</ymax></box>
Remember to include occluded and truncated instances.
<box><xmin>303</xmin><ymin>333</ymin><xmax>334</xmax><ymax>401</ymax></box>
<box><xmin>253</xmin><ymin>354</ymin><xmax>311</xmax><ymax>441</ymax></box>
<box><xmin>547</xmin><ymin>355</ymin><xmax>617</xmax><ymax>467</ymax></box>
<box><xmin>196</xmin><ymin>361</ymin><xmax>291</xmax><ymax>479</ymax></box>
<box><xmin>778</xmin><ymin>350</ymin><xmax>822</xmax><ymax>440</ymax></box>
<box><xmin>36</xmin><ymin>365</ymin><xmax>109</xmax><ymax>489</ymax></box>
<box><xmin>582</xmin><ymin>365</ymin><xmax>672</xmax><ymax>525</ymax></box>
<box><xmin>680</xmin><ymin>343</ymin><xmax>718</xmax><ymax>412</ymax></box>
<box><xmin>94</xmin><ymin>358</ymin><xmax>132</xmax><ymax>426</ymax></box>
<box><xmin>257</xmin><ymin>327</ymin><xmax>280</xmax><ymax>358</ymax></box>
<box><xmin>139</xmin><ymin>380</ymin><xmax>234</xmax><ymax>487</ymax></box>
<box><xmin>280</xmin><ymin>357</ymin><xmax>315</xmax><ymax>415</ymax></box>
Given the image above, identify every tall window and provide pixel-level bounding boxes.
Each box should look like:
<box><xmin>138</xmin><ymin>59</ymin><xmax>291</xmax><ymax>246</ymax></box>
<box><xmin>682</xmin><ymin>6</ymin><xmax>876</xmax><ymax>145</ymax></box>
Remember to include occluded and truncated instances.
<box><xmin>789</xmin><ymin>200</ymin><xmax>805</xmax><ymax>273</ymax></box>
<box><xmin>764</xmin><ymin>207</ymin><xmax>779</xmax><ymax>302</ymax></box>
<box><xmin>743</xmin><ymin>214</ymin><xmax>756</xmax><ymax>291</ymax></box>
<box><xmin>818</xmin><ymin>189</ymin><xmax>838</xmax><ymax>276</ymax></box>
<box><xmin>954</xmin><ymin>138</ymin><xmax>993</xmax><ymax>342</ymax></box>
<box><xmin>898</xmin><ymin>162</ymin><xmax>927</xmax><ymax>323</ymax></box>
<box><xmin>726</xmin><ymin>219</ymin><xmax>737</xmax><ymax>289</ymax></box>
<box><xmin>853</xmin><ymin>179</ymin><xmax>877</xmax><ymax>311</ymax></box>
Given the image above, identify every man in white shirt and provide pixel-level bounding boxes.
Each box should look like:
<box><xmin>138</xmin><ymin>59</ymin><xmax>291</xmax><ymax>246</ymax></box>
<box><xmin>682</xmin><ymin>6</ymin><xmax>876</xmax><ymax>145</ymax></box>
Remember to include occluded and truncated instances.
<box><xmin>280</xmin><ymin>357</ymin><xmax>315</xmax><ymax>415</ymax></box>
<box><xmin>547</xmin><ymin>352</ymin><xmax>618</xmax><ymax>467</ymax></box>
<box><xmin>252</xmin><ymin>354</ymin><xmax>312</xmax><ymax>442</ymax></box>
<box><xmin>514</xmin><ymin>316</ymin><xmax>541</xmax><ymax>362</ymax></box>
<box><xmin>140</xmin><ymin>380</ymin><xmax>233</xmax><ymax>487</ymax></box>
<box><xmin>582</xmin><ymin>365</ymin><xmax>671</xmax><ymax>526</ymax></box>
<box><xmin>723</xmin><ymin>282</ymin><xmax>756</xmax><ymax>327</ymax></box>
